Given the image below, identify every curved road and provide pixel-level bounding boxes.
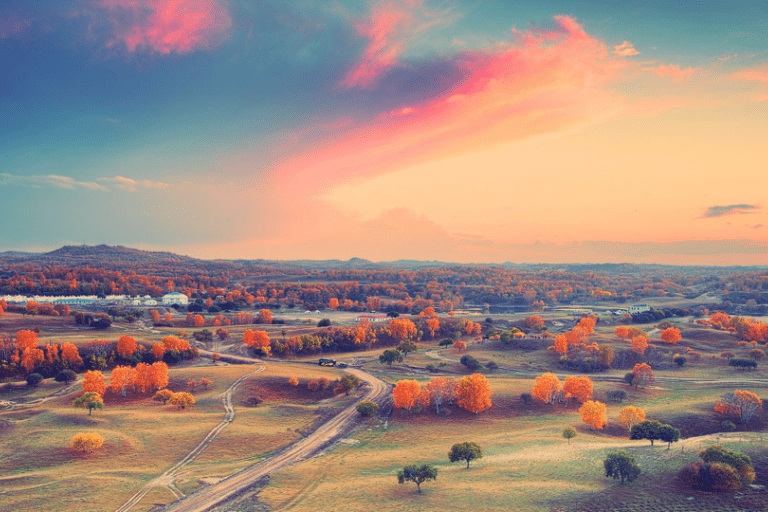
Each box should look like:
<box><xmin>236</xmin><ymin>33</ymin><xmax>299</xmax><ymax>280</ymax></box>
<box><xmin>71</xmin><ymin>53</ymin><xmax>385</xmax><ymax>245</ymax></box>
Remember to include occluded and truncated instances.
<box><xmin>161</xmin><ymin>367</ymin><xmax>390</xmax><ymax>512</ymax></box>
<box><xmin>116</xmin><ymin>366</ymin><xmax>265</xmax><ymax>512</ymax></box>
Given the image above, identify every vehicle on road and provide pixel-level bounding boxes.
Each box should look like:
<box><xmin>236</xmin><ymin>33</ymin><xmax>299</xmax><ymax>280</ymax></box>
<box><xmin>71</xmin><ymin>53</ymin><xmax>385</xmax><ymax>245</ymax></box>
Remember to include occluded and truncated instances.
<box><xmin>318</xmin><ymin>358</ymin><xmax>336</xmax><ymax>367</ymax></box>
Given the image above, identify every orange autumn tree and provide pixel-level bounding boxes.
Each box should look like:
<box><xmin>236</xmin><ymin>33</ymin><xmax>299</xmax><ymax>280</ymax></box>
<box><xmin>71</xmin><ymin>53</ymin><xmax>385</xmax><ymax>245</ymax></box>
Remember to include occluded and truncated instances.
<box><xmin>631</xmin><ymin>363</ymin><xmax>655</xmax><ymax>388</ymax></box>
<box><xmin>82</xmin><ymin>370</ymin><xmax>107</xmax><ymax>396</ymax></box>
<box><xmin>199</xmin><ymin>377</ymin><xmax>212</xmax><ymax>389</ymax></box>
<box><xmin>328</xmin><ymin>298</ymin><xmax>339</xmax><ymax>309</ymax></box>
<box><xmin>60</xmin><ymin>342</ymin><xmax>83</xmax><ymax>368</ymax></box>
<box><xmin>162</xmin><ymin>336</ymin><xmax>191</xmax><ymax>353</ymax></box>
<box><xmin>110</xmin><ymin>366</ymin><xmax>134</xmax><ymax>397</ymax></box>
<box><xmin>243</xmin><ymin>329</ymin><xmax>271</xmax><ymax>356</ymax></box>
<box><xmin>660</xmin><ymin>327</ymin><xmax>682</xmax><ymax>344</ymax></box>
<box><xmin>164</xmin><ymin>312</ymin><xmax>173</xmax><ymax>322</ymax></box>
<box><xmin>150</xmin><ymin>361</ymin><xmax>169</xmax><ymax>390</ymax></box>
<box><xmin>618</xmin><ymin>406</ymin><xmax>646</xmax><ymax>433</ymax></box>
<box><xmin>393</xmin><ymin>379</ymin><xmax>421</xmax><ymax>412</ymax></box>
<box><xmin>257</xmin><ymin>309</ymin><xmax>273</xmax><ymax>324</ymax></box>
<box><xmin>149</xmin><ymin>310</ymin><xmax>161</xmax><ymax>323</ymax></box>
<box><xmin>553</xmin><ymin>334</ymin><xmax>569</xmax><ymax>354</ymax></box>
<box><xmin>579</xmin><ymin>400</ymin><xmax>608</xmax><ymax>429</ymax></box>
<box><xmin>563</xmin><ymin>376</ymin><xmax>593</xmax><ymax>403</ymax></box>
<box><xmin>151</xmin><ymin>342</ymin><xmax>165</xmax><ymax>360</ymax></box>
<box><xmin>389</xmin><ymin>318</ymin><xmax>418</xmax><ymax>343</ymax></box>
<box><xmin>453</xmin><ymin>340</ymin><xmax>467</xmax><ymax>353</ymax></box>
<box><xmin>193</xmin><ymin>314</ymin><xmax>205</xmax><ymax>327</ymax></box>
<box><xmin>532</xmin><ymin>372</ymin><xmax>562</xmax><ymax>404</ymax></box>
<box><xmin>630</xmin><ymin>336</ymin><xmax>649</xmax><ymax>355</ymax></box>
<box><xmin>21</xmin><ymin>347</ymin><xmax>44</xmax><ymax>372</ymax></box>
<box><xmin>15</xmin><ymin>329</ymin><xmax>38</xmax><ymax>351</ymax></box>
<box><xmin>416</xmin><ymin>388</ymin><xmax>431</xmax><ymax>409</ymax></box>
<box><xmin>715</xmin><ymin>389</ymin><xmax>763</xmax><ymax>424</ymax></box>
<box><xmin>46</xmin><ymin>343</ymin><xmax>59</xmax><ymax>365</ymax></box>
<box><xmin>116</xmin><ymin>336</ymin><xmax>137</xmax><ymax>359</ymax></box>
<box><xmin>524</xmin><ymin>315</ymin><xmax>545</xmax><ymax>330</ymax></box>
<box><xmin>455</xmin><ymin>373</ymin><xmax>492</xmax><ymax>414</ymax></box>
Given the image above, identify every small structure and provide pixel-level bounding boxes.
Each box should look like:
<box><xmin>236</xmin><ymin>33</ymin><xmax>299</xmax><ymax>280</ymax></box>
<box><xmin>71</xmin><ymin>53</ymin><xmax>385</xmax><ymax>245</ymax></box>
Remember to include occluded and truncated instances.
<box><xmin>357</xmin><ymin>314</ymin><xmax>389</xmax><ymax>323</ymax></box>
<box><xmin>628</xmin><ymin>304</ymin><xmax>651</xmax><ymax>315</ymax></box>
<box><xmin>144</xmin><ymin>298</ymin><xmax>158</xmax><ymax>306</ymax></box>
<box><xmin>162</xmin><ymin>292</ymin><xmax>189</xmax><ymax>306</ymax></box>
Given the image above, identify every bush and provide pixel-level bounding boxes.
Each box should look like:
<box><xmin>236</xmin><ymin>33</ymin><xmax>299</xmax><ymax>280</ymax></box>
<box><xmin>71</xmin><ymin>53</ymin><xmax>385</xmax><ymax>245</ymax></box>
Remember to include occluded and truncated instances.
<box><xmin>709</xmin><ymin>463</ymin><xmax>742</xmax><ymax>491</ymax></box>
<box><xmin>721</xmin><ymin>420</ymin><xmax>737</xmax><ymax>432</ymax></box>
<box><xmin>728</xmin><ymin>358</ymin><xmax>757</xmax><ymax>370</ymax></box>
<box><xmin>26</xmin><ymin>373</ymin><xmax>44</xmax><ymax>387</ymax></box>
<box><xmin>425</xmin><ymin>364</ymin><xmax>438</xmax><ymax>373</ymax></box>
<box><xmin>520</xmin><ymin>392</ymin><xmax>532</xmax><ymax>404</ymax></box>
<box><xmin>55</xmin><ymin>370</ymin><xmax>77</xmax><ymax>384</ymax></box>
<box><xmin>356</xmin><ymin>400</ymin><xmax>379</xmax><ymax>416</ymax></box>
<box><xmin>317</xmin><ymin>318</ymin><xmax>331</xmax><ymax>327</ymax></box>
<box><xmin>606</xmin><ymin>390</ymin><xmax>627</xmax><ymax>402</ymax></box>
<box><xmin>460</xmin><ymin>355</ymin><xmax>482</xmax><ymax>372</ymax></box>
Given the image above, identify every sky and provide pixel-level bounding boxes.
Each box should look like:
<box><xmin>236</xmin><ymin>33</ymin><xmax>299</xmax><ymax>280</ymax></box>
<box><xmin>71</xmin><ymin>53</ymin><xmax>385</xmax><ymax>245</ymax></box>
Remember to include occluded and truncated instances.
<box><xmin>1</xmin><ymin>0</ymin><xmax>768</xmax><ymax>265</ymax></box>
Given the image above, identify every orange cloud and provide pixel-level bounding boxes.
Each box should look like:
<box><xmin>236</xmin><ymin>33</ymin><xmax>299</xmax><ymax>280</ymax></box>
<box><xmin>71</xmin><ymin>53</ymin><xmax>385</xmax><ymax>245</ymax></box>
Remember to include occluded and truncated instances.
<box><xmin>729</xmin><ymin>66</ymin><xmax>768</xmax><ymax>83</ymax></box>
<box><xmin>613</xmin><ymin>41</ymin><xmax>639</xmax><ymax>57</ymax></box>
<box><xmin>99</xmin><ymin>0</ymin><xmax>232</xmax><ymax>54</ymax></box>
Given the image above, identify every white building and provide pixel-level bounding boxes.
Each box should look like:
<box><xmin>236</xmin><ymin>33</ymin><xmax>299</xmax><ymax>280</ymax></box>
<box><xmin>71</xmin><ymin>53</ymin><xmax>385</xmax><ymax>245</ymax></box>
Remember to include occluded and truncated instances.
<box><xmin>162</xmin><ymin>292</ymin><xmax>189</xmax><ymax>306</ymax></box>
<box><xmin>628</xmin><ymin>304</ymin><xmax>651</xmax><ymax>315</ymax></box>
<box><xmin>144</xmin><ymin>299</ymin><xmax>158</xmax><ymax>306</ymax></box>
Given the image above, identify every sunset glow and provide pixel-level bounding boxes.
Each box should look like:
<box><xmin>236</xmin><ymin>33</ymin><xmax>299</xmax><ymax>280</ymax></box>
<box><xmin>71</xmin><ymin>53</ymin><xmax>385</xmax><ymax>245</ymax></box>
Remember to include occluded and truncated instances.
<box><xmin>2</xmin><ymin>1</ymin><xmax>767</xmax><ymax>264</ymax></box>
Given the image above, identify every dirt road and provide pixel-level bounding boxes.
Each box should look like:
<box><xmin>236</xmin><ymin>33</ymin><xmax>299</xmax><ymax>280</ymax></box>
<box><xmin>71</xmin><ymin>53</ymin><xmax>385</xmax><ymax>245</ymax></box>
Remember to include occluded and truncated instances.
<box><xmin>158</xmin><ymin>367</ymin><xmax>389</xmax><ymax>512</ymax></box>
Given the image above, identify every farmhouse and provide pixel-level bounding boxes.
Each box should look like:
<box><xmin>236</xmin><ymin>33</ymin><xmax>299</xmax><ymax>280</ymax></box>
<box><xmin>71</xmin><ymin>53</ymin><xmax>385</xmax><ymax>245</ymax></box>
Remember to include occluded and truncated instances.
<box><xmin>627</xmin><ymin>304</ymin><xmax>651</xmax><ymax>315</ymax></box>
<box><xmin>162</xmin><ymin>292</ymin><xmax>189</xmax><ymax>306</ymax></box>
<box><xmin>357</xmin><ymin>314</ymin><xmax>389</xmax><ymax>323</ymax></box>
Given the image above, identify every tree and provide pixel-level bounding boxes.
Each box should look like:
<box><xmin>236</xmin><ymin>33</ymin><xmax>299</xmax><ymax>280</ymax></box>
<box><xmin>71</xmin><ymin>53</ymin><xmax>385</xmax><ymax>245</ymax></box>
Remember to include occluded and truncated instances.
<box><xmin>660</xmin><ymin>327</ymin><xmax>681</xmax><ymax>344</ymax></box>
<box><xmin>604</xmin><ymin>450</ymin><xmax>640</xmax><ymax>484</ymax></box>
<box><xmin>169</xmin><ymin>391</ymin><xmax>195</xmax><ymax>410</ymax></box>
<box><xmin>460</xmin><ymin>355</ymin><xmax>482</xmax><ymax>372</ymax></box>
<box><xmin>448</xmin><ymin>441</ymin><xmax>483</xmax><ymax>468</ymax></box>
<box><xmin>116</xmin><ymin>335</ymin><xmax>137</xmax><ymax>358</ymax></box>
<box><xmin>397</xmin><ymin>340</ymin><xmax>417</xmax><ymax>358</ymax></box>
<box><xmin>630</xmin><ymin>336</ymin><xmax>648</xmax><ymax>355</ymax></box>
<box><xmin>630</xmin><ymin>419</ymin><xmax>664</xmax><ymax>446</ymax></box>
<box><xmin>26</xmin><ymin>373</ymin><xmax>43</xmax><ymax>387</ymax></box>
<box><xmin>454</xmin><ymin>373</ymin><xmax>492</xmax><ymax>414</ymax></box>
<box><xmin>563</xmin><ymin>376</ymin><xmax>593</xmax><ymax>404</ymax></box>
<box><xmin>579</xmin><ymin>400</ymin><xmax>608</xmax><ymax>430</ymax></box>
<box><xmin>151</xmin><ymin>342</ymin><xmax>165</xmax><ymax>360</ymax></box>
<box><xmin>356</xmin><ymin>400</ymin><xmax>379</xmax><ymax>416</ymax></box>
<box><xmin>531</xmin><ymin>373</ymin><xmax>562</xmax><ymax>404</ymax></box>
<box><xmin>379</xmin><ymin>349</ymin><xmax>403</xmax><ymax>368</ymax></box>
<box><xmin>188</xmin><ymin>378</ymin><xmax>197</xmax><ymax>391</ymax></box>
<box><xmin>288</xmin><ymin>376</ymin><xmax>299</xmax><ymax>386</ymax></box>
<box><xmin>55</xmin><ymin>369</ymin><xmax>77</xmax><ymax>384</ymax></box>
<box><xmin>397</xmin><ymin>464</ymin><xmax>438</xmax><ymax>493</ymax></box>
<box><xmin>749</xmin><ymin>348</ymin><xmax>766</xmax><ymax>361</ymax></box>
<box><xmin>14</xmin><ymin>329</ymin><xmax>38</xmax><ymax>351</ymax></box>
<box><xmin>728</xmin><ymin>358</ymin><xmax>757</xmax><ymax>370</ymax></box>
<box><xmin>700</xmin><ymin>445</ymin><xmax>755</xmax><ymax>487</ymax></box>
<box><xmin>394</xmin><ymin>380</ymin><xmax>421</xmax><ymax>412</ymax></box>
<box><xmin>673</xmin><ymin>354</ymin><xmax>687</xmax><ymax>367</ymax></box>
<box><xmin>153</xmin><ymin>389</ymin><xmax>173</xmax><ymax>404</ymax></box>
<box><xmin>453</xmin><ymin>340</ymin><xmax>467</xmax><ymax>353</ymax></box>
<box><xmin>329</xmin><ymin>298</ymin><xmax>339</xmax><ymax>309</ymax></box>
<box><xmin>215</xmin><ymin>328</ymin><xmax>229</xmax><ymax>340</ymax></box>
<box><xmin>562</xmin><ymin>426</ymin><xmax>576</xmax><ymax>444</ymax></box>
<box><xmin>524</xmin><ymin>315</ymin><xmax>545</xmax><ymax>330</ymax></box>
<box><xmin>715</xmin><ymin>389</ymin><xmax>763</xmax><ymax>424</ymax></box>
<box><xmin>631</xmin><ymin>363</ymin><xmax>654</xmax><ymax>388</ymax></box>
<box><xmin>618</xmin><ymin>406</ymin><xmax>646</xmax><ymax>433</ymax></box>
<box><xmin>110</xmin><ymin>366</ymin><xmax>134</xmax><ymax>397</ymax></box>
<box><xmin>335</xmin><ymin>374</ymin><xmax>361</xmax><ymax>395</ymax></box>
<box><xmin>73</xmin><ymin>392</ymin><xmax>104</xmax><ymax>415</ymax></box>
<box><xmin>243</xmin><ymin>329</ymin><xmax>271</xmax><ymax>356</ymax></box>
<box><xmin>72</xmin><ymin>432</ymin><xmax>104</xmax><ymax>453</ymax></box>
<box><xmin>257</xmin><ymin>309</ymin><xmax>273</xmax><ymax>324</ymax></box>
<box><xmin>426</xmin><ymin>377</ymin><xmax>452</xmax><ymax>414</ymax></box>
<box><xmin>389</xmin><ymin>318</ymin><xmax>417</xmax><ymax>343</ymax></box>
<box><xmin>20</xmin><ymin>348</ymin><xmax>44</xmax><ymax>372</ymax></box>
<box><xmin>658</xmin><ymin>424</ymin><xmax>681</xmax><ymax>450</ymax></box>
<box><xmin>199</xmin><ymin>377</ymin><xmax>212</xmax><ymax>390</ymax></box>
<box><xmin>82</xmin><ymin>370</ymin><xmax>107</xmax><ymax>396</ymax></box>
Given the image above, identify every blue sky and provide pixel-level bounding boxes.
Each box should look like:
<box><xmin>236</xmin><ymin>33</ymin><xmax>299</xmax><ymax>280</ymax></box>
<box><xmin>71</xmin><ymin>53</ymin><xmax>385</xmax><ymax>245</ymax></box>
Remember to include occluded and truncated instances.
<box><xmin>2</xmin><ymin>1</ymin><xmax>767</xmax><ymax>263</ymax></box>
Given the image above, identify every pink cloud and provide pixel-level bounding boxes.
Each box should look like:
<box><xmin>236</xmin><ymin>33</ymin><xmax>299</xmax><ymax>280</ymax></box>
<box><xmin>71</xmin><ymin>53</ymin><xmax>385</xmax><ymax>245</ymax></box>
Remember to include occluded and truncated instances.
<box><xmin>97</xmin><ymin>0</ymin><xmax>232</xmax><ymax>54</ymax></box>
<box><xmin>647</xmin><ymin>64</ymin><xmax>698</xmax><ymax>82</ymax></box>
<box><xmin>729</xmin><ymin>66</ymin><xmax>768</xmax><ymax>83</ymax></box>
<box><xmin>613</xmin><ymin>41</ymin><xmax>639</xmax><ymax>57</ymax></box>
<box><xmin>275</xmin><ymin>16</ymin><xmax>633</xmax><ymax>194</ymax></box>
<box><xmin>339</xmin><ymin>0</ymin><xmax>442</xmax><ymax>89</ymax></box>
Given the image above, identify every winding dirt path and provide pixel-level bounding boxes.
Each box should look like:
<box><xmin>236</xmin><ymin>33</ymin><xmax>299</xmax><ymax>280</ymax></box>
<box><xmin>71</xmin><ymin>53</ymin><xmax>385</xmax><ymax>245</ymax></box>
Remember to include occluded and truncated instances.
<box><xmin>115</xmin><ymin>366</ymin><xmax>265</xmax><ymax>512</ymax></box>
<box><xmin>161</xmin><ymin>367</ymin><xmax>391</xmax><ymax>512</ymax></box>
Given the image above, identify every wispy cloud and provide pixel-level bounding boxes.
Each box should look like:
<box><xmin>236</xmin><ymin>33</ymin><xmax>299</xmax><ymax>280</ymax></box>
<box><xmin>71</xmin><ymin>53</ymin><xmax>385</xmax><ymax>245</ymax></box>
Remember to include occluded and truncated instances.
<box><xmin>613</xmin><ymin>41</ymin><xmax>639</xmax><ymax>57</ymax></box>
<box><xmin>702</xmin><ymin>204</ymin><xmax>760</xmax><ymax>218</ymax></box>
<box><xmin>97</xmin><ymin>175</ymin><xmax>169</xmax><ymax>191</ymax></box>
<box><xmin>339</xmin><ymin>0</ymin><xmax>447</xmax><ymax>89</ymax></box>
<box><xmin>647</xmin><ymin>63</ymin><xmax>698</xmax><ymax>81</ymax></box>
<box><xmin>0</xmin><ymin>173</ymin><xmax>168</xmax><ymax>192</ymax></box>
<box><xmin>96</xmin><ymin>0</ymin><xmax>232</xmax><ymax>55</ymax></box>
<box><xmin>0</xmin><ymin>173</ymin><xmax>108</xmax><ymax>191</ymax></box>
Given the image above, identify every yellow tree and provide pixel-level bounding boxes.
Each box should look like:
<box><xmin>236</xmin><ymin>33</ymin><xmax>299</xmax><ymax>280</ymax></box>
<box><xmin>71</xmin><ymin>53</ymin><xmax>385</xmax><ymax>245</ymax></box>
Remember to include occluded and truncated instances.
<box><xmin>618</xmin><ymin>406</ymin><xmax>646</xmax><ymax>433</ymax></box>
<box><xmin>110</xmin><ymin>366</ymin><xmax>133</xmax><ymax>397</ymax></box>
<box><xmin>72</xmin><ymin>432</ymin><xmax>104</xmax><ymax>452</ymax></box>
<box><xmin>532</xmin><ymin>373</ymin><xmax>562</xmax><ymax>404</ymax></box>
<box><xmin>169</xmin><ymin>391</ymin><xmax>195</xmax><ymax>410</ymax></box>
<box><xmin>579</xmin><ymin>400</ymin><xmax>608</xmax><ymax>430</ymax></box>
<box><xmin>455</xmin><ymin>373</ymin><xmax>492</xmax><ymax>414</ymax></box>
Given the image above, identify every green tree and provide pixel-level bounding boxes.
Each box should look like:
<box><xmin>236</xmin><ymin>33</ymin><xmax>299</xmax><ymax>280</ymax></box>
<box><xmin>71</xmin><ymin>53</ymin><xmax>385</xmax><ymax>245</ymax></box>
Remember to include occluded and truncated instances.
<box><xmin>397</xmin><ymin>340</ymin><xmax>417</xmax><ymax>358</ymax></box>
<box><xmin>26</xmin><ymin>373</ymin><xmax>43</xmax><ymax>387</ymax></box>
<box><xmin>356</xmin><ymin>400</ymin><xmax>379</xmax><ymax>416</ymax></box>
<box><xmin>630</xmin><ymin>420</ymin><xmax>663</xmax><ymax>446</ymax></box>
<box><xmin>379</xmin><ymin>349</ymin><xmax>403</xmax><ymax>368</ymax></box>
<box><xmin>460</xmin><ymin>355</ymin><xmax>482</xmax><ymax>372</ymax></box>
<box><xmin>562</xmin><ymin>426</ymin><xmax>577</xmax><ymax>444</ymax></box>
<box><xmin>55</xmin><ymin>369</ymin><xmax>77</xmax><ymax>384</ymax></box>
<box><xmin>397</xmin><ymin>464</ymin><xmax>438</xmax><ymax>493</ymax></box>
<box><xmin>335</xmin><ymin>374</ymin><xmax>361</xmax><ymax>395</ymax></box>
<box><xmin>448</xmin><ymin>442</ymin><xmax>483</xmax><ymax>469</ymax></box>
<box><xmin>439</xmin><ymin>338</ymin><xmax>453</xmax><ymax>348</ymax></box>
<box><xmin>658</xmin><ymin>424</ymin><xmax>681</xmax><ymax>450</ymax></box>
<box><xmin>73</xmin><ymin>392</ymin><xmax>104</xmax><ymax>416</ymax></box>
<box><xmin>604</xmin><ymin>450</ymin><xmax>641</xmax><ymax>484</ymax></box>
